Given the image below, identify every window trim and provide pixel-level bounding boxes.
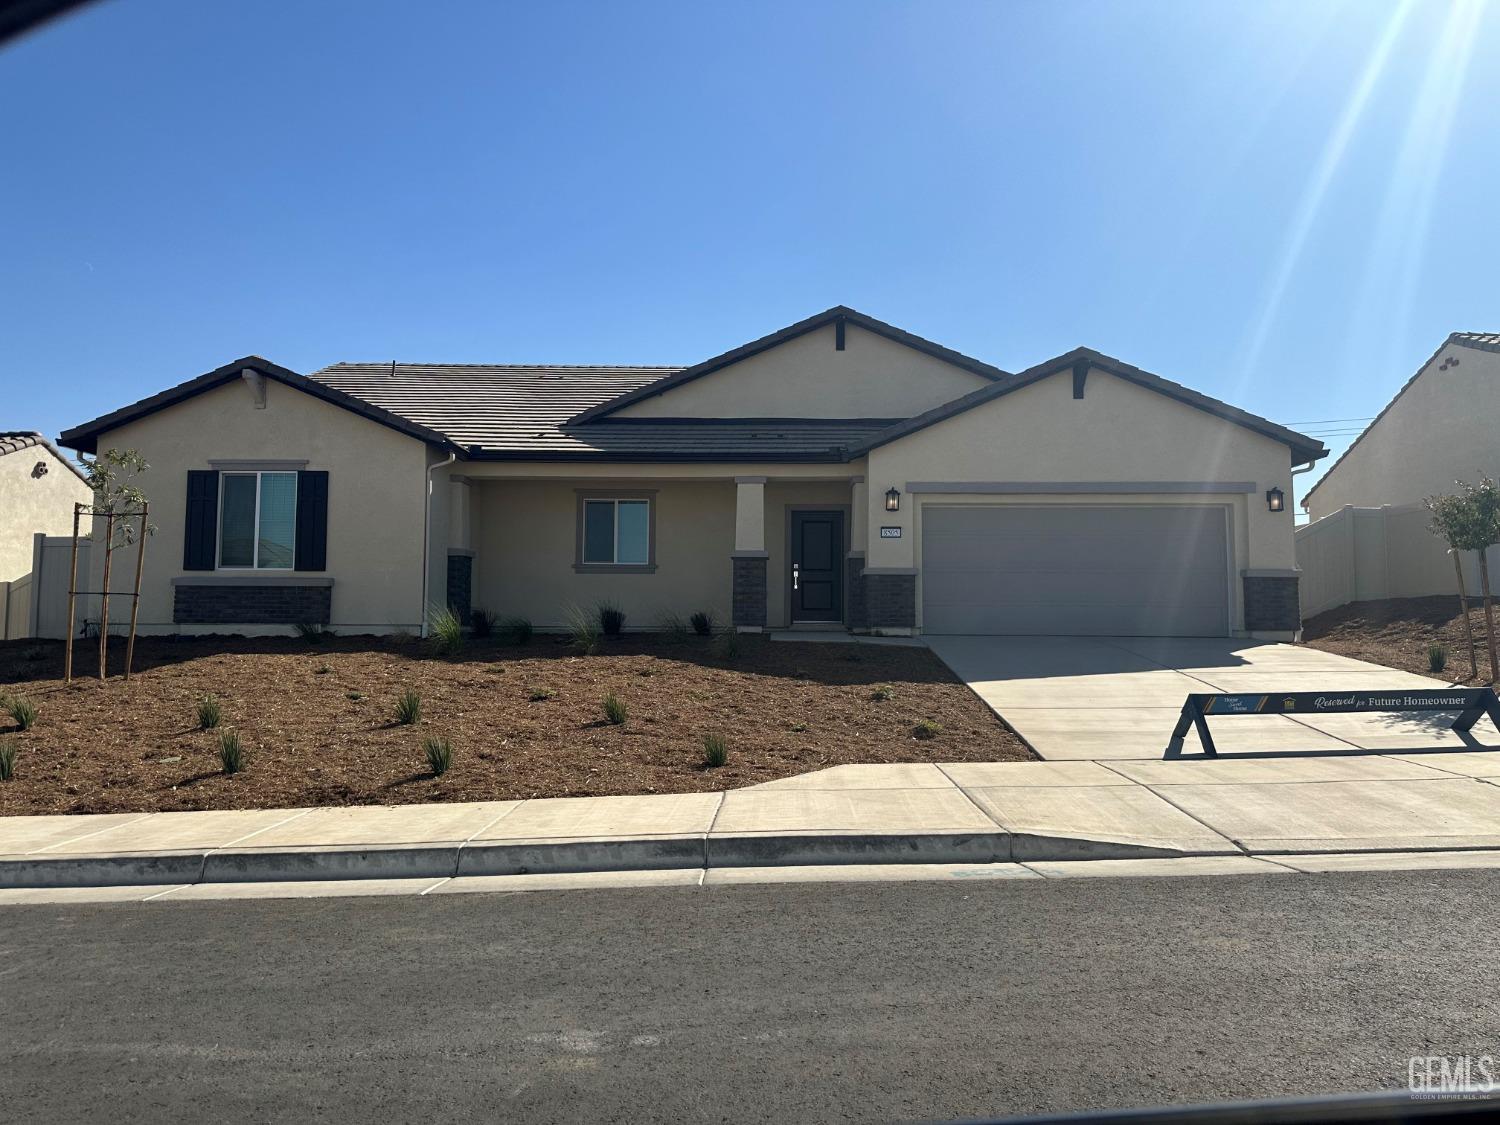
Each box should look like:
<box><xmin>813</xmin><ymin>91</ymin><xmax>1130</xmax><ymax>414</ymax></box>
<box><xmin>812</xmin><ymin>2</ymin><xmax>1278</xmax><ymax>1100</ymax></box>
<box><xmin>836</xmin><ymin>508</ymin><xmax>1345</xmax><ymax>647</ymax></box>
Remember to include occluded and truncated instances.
<box><xmin>573</xmin><ymin>490</ymin><xmax>657</xmax><ymax>573</ymax></box>
<box><xmin>216</xmin><ymin>470</ymin><xmax>298</xmax><ymax>571</ymax></box>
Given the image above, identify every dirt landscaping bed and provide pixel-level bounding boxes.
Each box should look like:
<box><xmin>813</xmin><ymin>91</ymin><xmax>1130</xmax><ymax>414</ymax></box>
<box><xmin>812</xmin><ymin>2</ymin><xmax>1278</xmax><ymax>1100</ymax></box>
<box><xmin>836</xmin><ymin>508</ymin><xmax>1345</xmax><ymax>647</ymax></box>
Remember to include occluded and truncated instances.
<box><xmin>0</xmin><ymin>633</ymin><xmax>1031</xmax><ymax>815</ymax></box>
<box><xmin>1302</xmin><ymin>595</ymin><xmax>1497</xmax><ymax>684</ymax></box>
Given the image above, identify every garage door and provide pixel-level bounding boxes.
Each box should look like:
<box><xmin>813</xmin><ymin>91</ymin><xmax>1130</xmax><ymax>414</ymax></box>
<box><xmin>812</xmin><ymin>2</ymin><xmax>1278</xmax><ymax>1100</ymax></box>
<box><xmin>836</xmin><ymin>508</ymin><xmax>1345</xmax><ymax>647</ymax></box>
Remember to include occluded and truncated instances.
<box><xmin>921</xmin><ymin>505</ymin><xmax>1229</xmax><ymax>636</ymax></box>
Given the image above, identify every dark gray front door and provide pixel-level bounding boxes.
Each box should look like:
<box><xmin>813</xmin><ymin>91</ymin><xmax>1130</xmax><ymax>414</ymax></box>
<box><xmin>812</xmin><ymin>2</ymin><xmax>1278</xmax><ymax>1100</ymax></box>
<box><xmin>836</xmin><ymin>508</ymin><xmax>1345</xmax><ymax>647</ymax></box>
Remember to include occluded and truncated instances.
<box><xmin>791</xmin><ymin>510</ymin><xmax>844</xmax><ymax>623</ymax></box>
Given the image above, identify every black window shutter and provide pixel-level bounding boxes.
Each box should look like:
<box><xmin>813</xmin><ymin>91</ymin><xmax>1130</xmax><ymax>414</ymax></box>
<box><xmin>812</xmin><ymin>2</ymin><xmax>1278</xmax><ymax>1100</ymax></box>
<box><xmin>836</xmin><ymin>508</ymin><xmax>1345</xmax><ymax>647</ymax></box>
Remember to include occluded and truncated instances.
<box><xmin>183</xmin><ymin>470</ymin><xmax>219</xmax><ymax>570</ymax></box>
<box><xmin>295</xmin><ymin>471</ymin><xmax>329</xmax><ymax>571</ymax></box>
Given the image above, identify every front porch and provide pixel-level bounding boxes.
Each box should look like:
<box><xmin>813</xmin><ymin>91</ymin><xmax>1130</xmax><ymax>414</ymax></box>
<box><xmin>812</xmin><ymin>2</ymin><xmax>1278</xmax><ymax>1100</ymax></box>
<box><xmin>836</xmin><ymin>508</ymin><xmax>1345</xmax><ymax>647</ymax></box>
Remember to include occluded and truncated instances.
<box><xmin>440</xmin><ymin>465</ymin><xmax>909</xmax><ymax>635</ymax></box>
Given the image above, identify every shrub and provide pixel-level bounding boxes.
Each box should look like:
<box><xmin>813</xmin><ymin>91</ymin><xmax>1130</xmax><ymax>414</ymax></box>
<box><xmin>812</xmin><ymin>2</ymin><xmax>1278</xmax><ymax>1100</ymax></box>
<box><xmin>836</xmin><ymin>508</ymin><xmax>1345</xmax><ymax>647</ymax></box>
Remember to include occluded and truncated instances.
<box><xmin>218</xmin><ymin>730</ymin><xmax>245</xmax><ymax>774</ymax></box>
<box><xmin>712</xmin><ymin>629</ymin><xmax>741</xmax><ymax>661</ymax></box>
<box><xmin>0</xmin><ymin>740</ymin><xmax>15</xmax><ymax>782</ymax></box>
<box><xmin>504</xmin><ymin>617</ymin><xmax>534</xmax><ymax>645</ymax></box>
<box><xmin>529</xmin><ymin>687</ymin><xmax>556</xmax><ymax>702</ymax></box>
<box><xmin>422</xmin><ymin>735</ymin><xmax>453</xmax><ymax>777</ymax></box>
<box><xmin>315</xmin><ymin>663</ymin><xmax>332</xmax><ymax>675</ymax></box>
<box><xmin>1428</xmin><ymin>644</ymin><xmax>1448</xmax><ymax>673</ymax></box>
<box><xmin>293</xmin><ymin>621</ymin><xmax>330</xmax><ymax>643</ymax></box>
<box><xmin>702</xmin><ymin>733</ymin><xmax>729</xmax><ymax>768</ymax></box>
<box><xmin>603</xmin><ymin>693</ymin><xmax>628</xmax><ymax>725</ymax></box>
<box><xmin>912</xmin><ymin>719</ymin><xmax>942</xmax><ymax>741</ymax></box>
<box><xmin>395</xmin><ymin>689</ymin><xmax>422</xmax><ymax>725</ymax></box>
<box><xmin>196</xmin><ymin>694</ymin><xmax>222</xmax><ymax>731</ymax></box>
<box><xmin>790</xmin><ymin>722</ymin><xmax>808</xmax><ymax>733</ymax></box>
<box><xmin>870</xmin><ymin>685</ymin><xmax>894</xmax><ymax>702</ymax></box>
<box><xmin>690</xmin><ymin>611</ymin><xmax>714</xmax><ymax>637</ymax></box>
<box><xmin>597</xmin><ymin>600</ymin><xmax>626</xmax><ymax>636</ymax></box>
<box><xmin>469</xmin><ymin>608</ymin><xmax>494</xmax><ymax>638</ymax></box>
<box><xmin>428</xmin><ymin>605</ymin><xmax>464</xmax><ymax>657</ymax></box>
<box><xmin>565</xmin><ymin>604</ymin><xmax>601</xmax><ymax>655</ymax></box>
<box><xmin>658</xmin><ymin>611</ymin><xmax>690</xmax><ymax>639</ymax></box>
<box><xmin>346</xmin><ymin>691</ymin><xmax>364</xmax><ymax>702</ymax></box>
<box><xmin>7</xmin><ymin>697</ymin><xmax>37</xmax><ymax>732</ymax></box>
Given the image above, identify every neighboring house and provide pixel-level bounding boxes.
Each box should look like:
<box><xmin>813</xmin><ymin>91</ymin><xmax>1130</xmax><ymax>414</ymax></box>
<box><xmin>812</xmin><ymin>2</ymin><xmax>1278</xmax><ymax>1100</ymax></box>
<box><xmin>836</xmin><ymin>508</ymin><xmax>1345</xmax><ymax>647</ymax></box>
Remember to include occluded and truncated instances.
<box><xmin>0</xmin><ymin>432</ymin><xmax>93</xmax><ymax>639</ymax></box>
<box><xmin>1297</xmin><ymin>333</ymin><xmax>1500</xmax><ymax>616</ymax></box>
<box><xmin>58</xmin><ymin>306</ymin><xmax>1326</xmax><ymax>640</ymax></box>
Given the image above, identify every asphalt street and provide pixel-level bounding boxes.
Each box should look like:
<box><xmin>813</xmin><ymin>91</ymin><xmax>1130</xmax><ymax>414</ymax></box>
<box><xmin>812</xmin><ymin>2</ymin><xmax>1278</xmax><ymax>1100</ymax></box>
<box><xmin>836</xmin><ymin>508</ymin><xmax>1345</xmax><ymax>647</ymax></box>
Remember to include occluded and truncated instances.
<box><xmin>4</xmin><ymin>870</ymin><xmax>1499</xmax><ymax>1123</ymax></box>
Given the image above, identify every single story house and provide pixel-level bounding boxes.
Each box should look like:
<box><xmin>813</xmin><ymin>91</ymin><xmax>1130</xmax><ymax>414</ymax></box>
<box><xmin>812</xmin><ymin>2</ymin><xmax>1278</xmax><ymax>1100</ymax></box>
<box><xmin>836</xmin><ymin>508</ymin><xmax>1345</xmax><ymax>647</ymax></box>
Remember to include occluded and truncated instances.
<box><xmin>1297</xmin><ymin>332</ymin><xmax>1500</xmax><ymax>616</ymax></box>
<box><xmin>59</xmin><ymin>307</ymin><xmax>1326</xmax><ymax>640</ymax></box>
<box><xmin>0</xmin><ymin>432</ymin><xmax>93</xmax><ymax>639</ymax></box>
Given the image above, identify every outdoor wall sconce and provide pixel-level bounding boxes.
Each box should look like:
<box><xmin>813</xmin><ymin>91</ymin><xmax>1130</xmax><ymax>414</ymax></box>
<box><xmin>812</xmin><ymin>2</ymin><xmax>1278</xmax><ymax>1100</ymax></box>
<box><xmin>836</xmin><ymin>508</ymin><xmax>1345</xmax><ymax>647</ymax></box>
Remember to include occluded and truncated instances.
<box><xmin>885</xmin><ymin>487</ymin><xmax>901</xmax><ymax>512</ymax></box>
<box><xmin>1266</xmin><ymin>487</ymin><xmax>1285</xmax><ymax>513</ymax></box>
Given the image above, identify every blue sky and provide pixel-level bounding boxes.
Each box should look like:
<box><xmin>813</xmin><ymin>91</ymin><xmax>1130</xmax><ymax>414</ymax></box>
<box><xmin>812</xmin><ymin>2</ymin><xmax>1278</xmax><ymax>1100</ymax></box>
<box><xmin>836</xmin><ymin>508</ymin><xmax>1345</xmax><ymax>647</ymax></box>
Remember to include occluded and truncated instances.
<box><xmin>3</xmin><ymin>0</ymin><xmax>1496</xmax><ymax>509</ymax></box>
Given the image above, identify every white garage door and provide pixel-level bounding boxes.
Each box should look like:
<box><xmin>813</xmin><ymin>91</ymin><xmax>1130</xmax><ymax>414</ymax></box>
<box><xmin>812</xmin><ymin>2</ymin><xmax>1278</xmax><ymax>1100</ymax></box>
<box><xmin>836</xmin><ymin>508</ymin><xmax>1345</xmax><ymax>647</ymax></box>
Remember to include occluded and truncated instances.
<box><xmin>921</xmin><ymin>505</ymin><xmax>1229</xmax><ymax>636</ymax></box>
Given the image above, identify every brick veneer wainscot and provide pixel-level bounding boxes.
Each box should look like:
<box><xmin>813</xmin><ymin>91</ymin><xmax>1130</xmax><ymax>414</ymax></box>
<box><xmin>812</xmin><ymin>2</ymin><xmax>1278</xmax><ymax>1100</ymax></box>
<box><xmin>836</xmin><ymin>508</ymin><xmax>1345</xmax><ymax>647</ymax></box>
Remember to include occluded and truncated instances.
<box><xmin>864</xmin><ymin>572</ymin><xmax>915</xmax><ymax>629</ymax></box>
<box><xmin>1243</xmin><ymin>574</ymin><xmax>1300</xmax><ymax>631</ymax></box>
<box><xmin>173</xmin><ymin>584</ymin><xmax>332</xmax><ymax>625</ymax></box>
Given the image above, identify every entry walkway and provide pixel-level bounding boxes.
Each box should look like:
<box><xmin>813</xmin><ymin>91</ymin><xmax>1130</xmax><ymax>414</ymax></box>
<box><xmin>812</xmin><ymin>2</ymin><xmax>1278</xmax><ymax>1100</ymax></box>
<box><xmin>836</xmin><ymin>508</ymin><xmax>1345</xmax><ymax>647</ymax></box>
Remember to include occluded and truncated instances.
<box><xmin>924</xmin><ymin>635</ymin><xmax>1500</xmax><ymax>760</ymax></box>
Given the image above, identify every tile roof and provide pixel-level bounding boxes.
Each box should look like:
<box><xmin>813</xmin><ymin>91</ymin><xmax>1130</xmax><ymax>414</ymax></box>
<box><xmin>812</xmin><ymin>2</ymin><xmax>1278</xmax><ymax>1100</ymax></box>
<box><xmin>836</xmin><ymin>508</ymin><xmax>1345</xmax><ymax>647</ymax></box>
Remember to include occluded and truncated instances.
<box><xmin>308</xmin><ymin>363</ymin><xmax>895</xmax><ymax>460</ymax></box>
<box><xmin>0</xmin><ymin>431</ymin><xmax>46</xmax><ymax>457</ymax></box>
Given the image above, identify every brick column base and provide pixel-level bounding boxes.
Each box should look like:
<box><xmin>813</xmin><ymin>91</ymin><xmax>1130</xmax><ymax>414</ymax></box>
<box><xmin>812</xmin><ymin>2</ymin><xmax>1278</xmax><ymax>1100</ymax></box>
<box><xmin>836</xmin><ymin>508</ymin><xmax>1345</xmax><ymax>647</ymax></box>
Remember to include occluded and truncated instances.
<box><xmin>446</xmin><ymin>552</ymin><xmax>474</xmax><ymax>624</ymax></box>
<box><xmin>1243</xmin><ymin>574</ymin><xmax>1300</xmax><ymax>631</ymax></box>
<box><xmin>732</xmin><ymin>554</ymin><xmax>768</xmax><ymax>629</ymax></box>
<box><xmin>865</xmin><ymin>572</ymin><xmax>916</xmax><ymax>630</ymax></box>
<box><xmin>845</xmin><ymin>554</ymin><xmax>867</xmax><ymax>631</ymax></box>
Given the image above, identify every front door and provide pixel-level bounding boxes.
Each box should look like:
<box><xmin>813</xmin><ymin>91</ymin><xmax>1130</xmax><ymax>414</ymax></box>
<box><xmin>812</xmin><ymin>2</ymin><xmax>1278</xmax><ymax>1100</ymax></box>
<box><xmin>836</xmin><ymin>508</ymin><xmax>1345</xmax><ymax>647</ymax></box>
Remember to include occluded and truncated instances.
<box><xmin>790</xmin><ymin>510</ymin><xmax>844</xmax><ymax>623</ymax></box>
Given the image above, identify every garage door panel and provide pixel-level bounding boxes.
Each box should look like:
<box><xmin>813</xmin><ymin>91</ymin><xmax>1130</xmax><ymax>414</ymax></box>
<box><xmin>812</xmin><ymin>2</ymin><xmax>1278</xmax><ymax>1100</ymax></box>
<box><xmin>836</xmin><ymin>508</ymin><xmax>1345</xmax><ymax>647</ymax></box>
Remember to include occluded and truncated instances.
<box><xmin>921</xmin><ymin>505</ymin><xmax>1228</xmax><ymax>636</ymax></box>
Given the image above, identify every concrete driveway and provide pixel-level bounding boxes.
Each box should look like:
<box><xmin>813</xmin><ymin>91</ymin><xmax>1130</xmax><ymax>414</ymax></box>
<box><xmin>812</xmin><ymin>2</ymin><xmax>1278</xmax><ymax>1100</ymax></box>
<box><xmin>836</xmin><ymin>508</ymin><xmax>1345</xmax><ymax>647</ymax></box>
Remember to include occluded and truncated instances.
<box><xmin>926</xmin><ymin>635</ymin><xmax>1500</xmax><ymax>761</ymax></box>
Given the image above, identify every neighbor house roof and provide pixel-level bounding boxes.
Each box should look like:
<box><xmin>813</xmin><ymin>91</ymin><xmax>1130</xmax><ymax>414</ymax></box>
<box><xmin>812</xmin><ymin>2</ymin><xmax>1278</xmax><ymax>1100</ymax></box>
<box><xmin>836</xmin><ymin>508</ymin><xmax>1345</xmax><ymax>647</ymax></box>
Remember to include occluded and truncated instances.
<box><xmin>849</xmin><ymin>346</ymin><xmax>1329</xmax><ymax>465</ymax></box>
<box><xmin>59</xmin><ymin>356</ymin><xmax>461</xmax><ymax>455</ymax></box>
<box><xmin>0</xmin><ymin>431</ymin><xmax>91</xmax><ymax>483</ymax></box>
<box><xmin>1302</xmin><ymin>331</ymin><xmax>1500</xmax><ymax>505</ymax></box>
<box><xmin>566</xmin><ymin>305</ymin><xmax>1010</xmax><ymax>424</ymax></box>
<box><xmin>310</xmin><ymin>363</ymin><xmax>897</xmax><ymax>461</ymax></box>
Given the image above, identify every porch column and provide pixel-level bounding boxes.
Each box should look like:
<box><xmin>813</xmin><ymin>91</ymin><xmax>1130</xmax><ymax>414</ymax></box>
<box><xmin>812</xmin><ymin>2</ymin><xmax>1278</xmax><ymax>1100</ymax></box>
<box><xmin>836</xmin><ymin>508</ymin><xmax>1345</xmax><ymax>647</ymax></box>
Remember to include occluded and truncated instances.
<box><xmin>732</xmin><ymin>476</ymin><xmax>768</xmax><ymax>632</ymax></box>
<box><xmin>847</xmin><ymin>477</ymin><xmax>868</xmax><ymax>631</ymax></box>
<box><xmin>446</xmin><ymin>478</ymin><xmax>474</xmax><ymax>623</ymax></box>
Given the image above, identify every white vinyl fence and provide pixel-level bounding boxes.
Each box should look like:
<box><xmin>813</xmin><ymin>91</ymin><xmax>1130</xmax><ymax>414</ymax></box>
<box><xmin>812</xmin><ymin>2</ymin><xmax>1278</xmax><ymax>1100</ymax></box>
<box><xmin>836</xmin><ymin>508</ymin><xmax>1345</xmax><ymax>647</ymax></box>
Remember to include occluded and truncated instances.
<box><xmin>1296</xmin><ymin>503</ymin><xmax>1500</xmax><ymax>618</ymax></box>
<box><xmin>1</xmin><ymin>533</ymin><xmax>93</xmax><ymax>640</ymax></box>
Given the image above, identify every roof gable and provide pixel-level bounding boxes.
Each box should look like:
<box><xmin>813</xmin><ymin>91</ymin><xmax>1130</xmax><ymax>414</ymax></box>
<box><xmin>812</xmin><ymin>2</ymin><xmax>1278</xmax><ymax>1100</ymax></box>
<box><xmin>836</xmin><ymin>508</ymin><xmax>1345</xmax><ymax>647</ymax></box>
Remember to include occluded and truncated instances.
<box><xmin>60</xmin><ymin>357</ymin><xmax>458</xmax><ymax>455</ymax></box>
<box><xmin>1302</xmin><ymin>332</ymin><xmax>1500</xmax><ymax>505</ymax></box>
<box><xmin>852</xmin><ymin>347</ymin><xmax>1328</xmax><ymax>464</ymax></box>
<box><xmin>569</xmin><ymin>306</ymin><xmax>1007</xmax><ymax>424</ymax></box>
<box><xmin>0</xmin><ymin>431</ymin><xmax>90</xmax><ymax>484</ymax></box>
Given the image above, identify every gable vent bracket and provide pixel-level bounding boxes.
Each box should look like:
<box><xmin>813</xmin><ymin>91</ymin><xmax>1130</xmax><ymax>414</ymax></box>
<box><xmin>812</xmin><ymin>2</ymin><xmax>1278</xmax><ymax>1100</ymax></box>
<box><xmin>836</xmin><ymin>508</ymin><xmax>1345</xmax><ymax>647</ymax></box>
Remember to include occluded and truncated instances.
<box><xmin>1072</xmin><ymin>359</ymin><xmax>1089</xmax><ymax>399</ymax></box>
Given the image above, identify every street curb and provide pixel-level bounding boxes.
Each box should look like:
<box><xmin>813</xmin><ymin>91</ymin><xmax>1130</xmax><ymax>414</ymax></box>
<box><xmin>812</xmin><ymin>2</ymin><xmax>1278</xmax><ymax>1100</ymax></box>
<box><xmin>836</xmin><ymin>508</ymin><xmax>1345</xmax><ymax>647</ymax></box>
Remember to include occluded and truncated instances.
<box><xmin>0</xmin><ymin>830</ymin><xmax>1221</xmax><ymax>890</ymax></box>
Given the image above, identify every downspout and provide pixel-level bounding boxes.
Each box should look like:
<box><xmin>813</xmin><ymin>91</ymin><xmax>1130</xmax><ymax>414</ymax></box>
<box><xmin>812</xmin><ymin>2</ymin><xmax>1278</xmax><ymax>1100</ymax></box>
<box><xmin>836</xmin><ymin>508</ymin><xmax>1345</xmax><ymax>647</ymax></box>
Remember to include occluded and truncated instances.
<box><xmin>420</xmin><ymin>449</ymin><xmax>456</xmax><ymax>638</ymax></box>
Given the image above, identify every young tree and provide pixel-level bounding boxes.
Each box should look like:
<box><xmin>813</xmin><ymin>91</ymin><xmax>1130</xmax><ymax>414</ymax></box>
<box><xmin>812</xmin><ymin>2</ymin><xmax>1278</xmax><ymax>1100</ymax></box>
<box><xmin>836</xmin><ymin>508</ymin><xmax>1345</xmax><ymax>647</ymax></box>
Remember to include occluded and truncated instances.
<box><xmin>72</xmin><ymin>449</ymin><xmax>154</xmax><ymax>681</ymax></box>
<box><xmin>1427</xmin><ymin>478</ymin><xmax>1500</xmax><ymax>682</ymax></box>
<box><xmin>1428</xmin><ymin>491</ymin><xmax>1480</xmax><ymax>679</ymax></box>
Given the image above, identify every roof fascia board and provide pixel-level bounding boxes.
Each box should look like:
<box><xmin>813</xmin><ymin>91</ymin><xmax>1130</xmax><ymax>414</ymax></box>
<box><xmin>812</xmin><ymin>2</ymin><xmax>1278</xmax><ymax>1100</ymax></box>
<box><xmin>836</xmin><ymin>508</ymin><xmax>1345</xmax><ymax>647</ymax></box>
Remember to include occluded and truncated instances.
<box><xmin>850</xmin><ymin>348</ymin><xmax>1328</xmax><ymax>464</ymax></box>
<box><xmin>60</xmin><ymin>357</ymin><xmax>461</xmax><ymax>455</ymax></box>
<box><xmin>566</xmin><ymin>306</ymin><xmax>1010</xmax><ymax>425</ymax></box>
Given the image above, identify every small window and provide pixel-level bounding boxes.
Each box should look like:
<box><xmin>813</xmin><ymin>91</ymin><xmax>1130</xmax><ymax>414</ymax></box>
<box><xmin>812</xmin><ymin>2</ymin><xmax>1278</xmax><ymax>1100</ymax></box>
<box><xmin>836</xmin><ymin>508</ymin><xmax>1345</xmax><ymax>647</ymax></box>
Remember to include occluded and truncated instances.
<box><xmin>581</xmin><ymin>498</ymin><xmax>650</xmax><ymax>565</ymax></box>
<box><xmin>219</xmin><ymin>471</ymin><xmax>297</xmax><ymax>569</ymax></box>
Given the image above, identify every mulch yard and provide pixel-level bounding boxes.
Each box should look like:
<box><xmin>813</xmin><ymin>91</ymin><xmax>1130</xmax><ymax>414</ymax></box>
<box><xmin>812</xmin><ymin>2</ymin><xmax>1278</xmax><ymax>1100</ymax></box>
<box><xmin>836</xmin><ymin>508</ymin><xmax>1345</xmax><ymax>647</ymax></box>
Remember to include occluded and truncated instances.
<box><xmin>1302</xmin><ymin>595</ymin><xmax>1500</xmax><ymax>684</ymax></box>
<box><xmin>0</xmin><ymin>633</ymin><xmax>1031</xmax><ymax>815</ymax></box>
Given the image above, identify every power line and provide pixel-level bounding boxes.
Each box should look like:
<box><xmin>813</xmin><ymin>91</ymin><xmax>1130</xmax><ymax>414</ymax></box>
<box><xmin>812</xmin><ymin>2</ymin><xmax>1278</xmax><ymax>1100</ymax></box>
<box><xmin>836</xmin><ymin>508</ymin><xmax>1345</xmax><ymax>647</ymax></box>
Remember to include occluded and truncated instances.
<box><xmin>1283</xmin><ymin>416</ymin><xmax>1374</xmax><ymax>425</ymax></box>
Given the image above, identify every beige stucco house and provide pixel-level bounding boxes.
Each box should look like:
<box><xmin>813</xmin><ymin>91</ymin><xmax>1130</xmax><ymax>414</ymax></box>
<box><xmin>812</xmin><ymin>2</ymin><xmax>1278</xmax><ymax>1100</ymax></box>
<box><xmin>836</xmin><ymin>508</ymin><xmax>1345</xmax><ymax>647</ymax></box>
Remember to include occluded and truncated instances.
<box><xmin>59</xmin><ymin>307</ymin><xmax>1325</xmax><ymax>640</ymax></box>
<box><xmin>1297</xmin><ymin>333</ymin><xmax>1500</xmax><ymax>616</ymax></box>
<box><xmin>0</xmin><ymin>432</ymin><xmax>93</xmax><ymax>638</ymax></box>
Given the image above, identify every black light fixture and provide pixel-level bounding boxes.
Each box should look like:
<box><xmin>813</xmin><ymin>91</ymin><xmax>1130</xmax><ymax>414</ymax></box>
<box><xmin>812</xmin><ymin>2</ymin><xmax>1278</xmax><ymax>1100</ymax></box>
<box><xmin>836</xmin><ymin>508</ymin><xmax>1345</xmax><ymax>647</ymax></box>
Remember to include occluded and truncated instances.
<box><xmin>1266</xmin><ymin>487</ymin><xmax>1285</xmax><ymax>513</ymax></box>
<box><xmin>885</xmin><ymin>487</ymin><xmax>901</xmax><ymax>512</ymax></box>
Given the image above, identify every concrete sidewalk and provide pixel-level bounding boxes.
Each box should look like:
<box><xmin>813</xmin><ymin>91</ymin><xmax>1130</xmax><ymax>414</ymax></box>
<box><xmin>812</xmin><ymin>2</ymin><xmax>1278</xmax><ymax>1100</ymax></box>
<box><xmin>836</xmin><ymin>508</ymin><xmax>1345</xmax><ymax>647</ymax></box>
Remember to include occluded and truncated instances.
<box><xmin>7</xmin><ymin>753</ymin><xmax>1500</xmax><ymax>893</ymax></box>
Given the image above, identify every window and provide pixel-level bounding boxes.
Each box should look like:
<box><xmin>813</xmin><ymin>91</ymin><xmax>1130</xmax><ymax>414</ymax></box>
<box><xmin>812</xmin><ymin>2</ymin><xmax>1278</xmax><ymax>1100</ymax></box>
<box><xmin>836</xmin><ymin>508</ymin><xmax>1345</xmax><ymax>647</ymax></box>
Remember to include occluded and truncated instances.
<box><xmin>219</xmin><ymin>471</ymin><xmax>297</xmax><ymax>569</ymax></box>
<box><xmin>580</xmin><ymin>497</ymin><xmax>651</xmax><ymax>566</ymax></box>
